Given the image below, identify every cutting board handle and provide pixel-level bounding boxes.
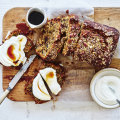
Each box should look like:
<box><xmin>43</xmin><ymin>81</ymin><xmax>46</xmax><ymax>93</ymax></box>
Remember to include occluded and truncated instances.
<box><xmin>0</xmin><ymin>88</ymin><xmax>10</xmax><ymax>104</ymax></box>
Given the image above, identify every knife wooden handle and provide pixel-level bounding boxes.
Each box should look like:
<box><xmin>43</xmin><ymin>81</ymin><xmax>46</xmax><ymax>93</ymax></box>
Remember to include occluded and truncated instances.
<box><xmin>0</xmin><ymin>87</ymin><xmax>11</xmax><ymax>104</ymax></box>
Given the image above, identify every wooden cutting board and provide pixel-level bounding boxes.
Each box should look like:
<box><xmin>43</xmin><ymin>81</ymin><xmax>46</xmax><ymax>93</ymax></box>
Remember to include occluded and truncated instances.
<box><xmin>2</xmin><ymin>7</ymin><xmax>120</xmax><ymax>102</ymax></box>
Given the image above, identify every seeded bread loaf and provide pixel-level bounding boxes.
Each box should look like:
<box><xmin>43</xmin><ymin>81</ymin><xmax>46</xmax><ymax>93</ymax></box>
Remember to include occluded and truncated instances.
<box><xmin>36</xmin><ymin>18</ymin><xmax>62</xmax><ymax>61</ymax></box>
<box><xmin>61</xmin><ymin>15</ymin><xmax>81</xmax><ymax>56</ymax></box>
<box><xmin>74</xmin><ymin>20</ymin><xmax>119</xmax><ymax>69</ymax></box>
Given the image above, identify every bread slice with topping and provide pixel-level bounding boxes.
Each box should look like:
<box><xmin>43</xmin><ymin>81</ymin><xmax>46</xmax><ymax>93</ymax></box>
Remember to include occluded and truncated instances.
<box><xmin>24</xmin><ymin>57</ymin><xmax>65</xmax><ymax>104</ymax></box>
<box><xmin>74</xmin><ymin>20</ymin><xmax>119</xmax><ymax>69</ymax></box>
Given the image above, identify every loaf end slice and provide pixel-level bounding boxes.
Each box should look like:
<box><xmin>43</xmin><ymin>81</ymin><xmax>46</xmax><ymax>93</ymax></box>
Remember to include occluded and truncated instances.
<box><xmin>74</xmin><ymin>20</ymin><xmax>119</xmax><ymax>69</ymax></box>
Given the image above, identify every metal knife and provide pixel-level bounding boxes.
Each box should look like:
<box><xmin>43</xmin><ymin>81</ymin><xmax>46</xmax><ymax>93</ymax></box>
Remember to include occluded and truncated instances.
<box><xmin>108</xmin><ymin>86</ymin><xmax>120</xmax><ymax>105</ymax></box>
<box><xmin>0</xmin><ymin>54</ymin><xmax>36</xmax><ymax>104</ymax></box>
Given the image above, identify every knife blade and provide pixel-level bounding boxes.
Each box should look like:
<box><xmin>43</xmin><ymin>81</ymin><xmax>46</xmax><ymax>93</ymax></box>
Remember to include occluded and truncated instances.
<box><xmin>0</xmin><ymin>54</ymin><xmax>36</xmax><ymax>104</ymax></box>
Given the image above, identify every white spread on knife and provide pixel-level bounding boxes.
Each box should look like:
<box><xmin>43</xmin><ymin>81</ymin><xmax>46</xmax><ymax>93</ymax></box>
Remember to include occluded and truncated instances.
<box><xmin>0</xmin><ymin>35</ymin><xmax>27</xmax><ymax>66</ymax></box>
<box><xmin>32</xmin><ymin>73</ymin><xmax>51</xmax><ymax>100</ymax></box>
<box><xmin>95</xmin><ymin>76</ymin><xmax>120</xmax><ymax>105</ymax></box>
<box><xmin>40</xmin><ymin>68</ymin><xmax>61</xmax><ymax>95</ymax></box>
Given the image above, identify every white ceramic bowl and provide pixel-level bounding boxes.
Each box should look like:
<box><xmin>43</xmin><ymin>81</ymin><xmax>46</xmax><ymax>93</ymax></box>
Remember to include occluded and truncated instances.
<box><xmin>90</xmin><ymin>68</ymin><xmax>120</xmax><ymax>109</ymax></box>
<box><xmin>26</xmin><ymin>7</ymin><xmax>47</xmax><ymax>28</ymax></box>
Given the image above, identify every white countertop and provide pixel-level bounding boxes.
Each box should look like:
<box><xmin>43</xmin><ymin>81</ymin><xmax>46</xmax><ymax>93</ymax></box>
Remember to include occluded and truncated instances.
<box><xmin>1</xmin><ymin>0</ymin><xmax>120</xmax><ymax>120</ymax></box>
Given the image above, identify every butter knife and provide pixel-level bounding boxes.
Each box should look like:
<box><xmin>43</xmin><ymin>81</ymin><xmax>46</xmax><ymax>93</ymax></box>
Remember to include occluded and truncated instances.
<box><xmin>0</xmin><ymin>54</ymin><xmax>36</xmax><ymax>104</ymax></box>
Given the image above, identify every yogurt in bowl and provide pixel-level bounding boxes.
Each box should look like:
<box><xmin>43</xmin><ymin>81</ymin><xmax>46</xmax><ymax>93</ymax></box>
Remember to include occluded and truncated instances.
<box><xmin>90</xmin><ymin>68</ymin><xmax>120</xmax><ymax>108</ymax></box>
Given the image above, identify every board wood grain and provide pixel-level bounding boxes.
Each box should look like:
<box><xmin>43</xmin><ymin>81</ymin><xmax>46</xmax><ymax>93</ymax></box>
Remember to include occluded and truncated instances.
<box><xmin>2</xmin><ymin>7</ymin><xmax>120</xmax><ymax>102</ymax></box>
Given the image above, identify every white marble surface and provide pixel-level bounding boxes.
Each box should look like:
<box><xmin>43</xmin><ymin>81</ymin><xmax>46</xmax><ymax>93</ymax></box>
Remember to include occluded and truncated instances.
<box><xmin>1</xmin><ymin>0</ymin><xmax>120</xmax><ymax>120</ymax></box>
